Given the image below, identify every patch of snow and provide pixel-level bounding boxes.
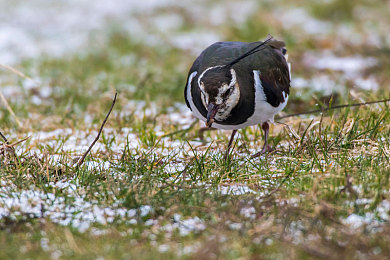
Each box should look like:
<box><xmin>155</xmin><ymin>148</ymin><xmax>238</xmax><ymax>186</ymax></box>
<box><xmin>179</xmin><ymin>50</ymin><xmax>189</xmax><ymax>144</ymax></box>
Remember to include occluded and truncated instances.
<box><xmin>31</xmin><ymin>95</ymin><xmax>42</xmax><ymax>105</ymax></box>
<box><xmin>179</xmin><ymin>217</ymin><xmax>206</xmax><ymax>236</ymax></box>
<box><xmin>278</xmin><ymin>8</ymin><xmax>332</xmax><ymax>35</ymax></box>
<box><xmin>90</xmin><ymin>227</ymin><xmax>109</xmax><ymax>236</ymax></box>
<box><xmin>151</xmin><ymin>14</ymin><xmax>183</xmax><ymax>32</ymax></box>
<box><xmin>219</xmin><ymin>185</ymin><xmax>257</xmax><ymax>195</ymax></box>
<box><xmin>140</xmin><ymin>205</ymin><xmax>153</xmax><ymax>217</ymax></box>
<box><xmin>39</xmin><ymin>86</ymin><xmax>52</xmax><ymax>98</ymax></box>
<box><xmin>287</xmin><ymin>221</ymin><xmax>304</xmax><ymax>244</ymax></box>
<box><xmin>228</xmin><ymin>222</ymin><xmax>243</xmax><ymax>230</ymax></box>
<box><xmin>158</xmin><ymin>244</ymin><xmax>170</xmax><ymax>253</ymax></box>
<box><xmin>51</xmin><ymin>250</ymin><xmax>62</xmax><ymax>260</ymax></box>
<box><xmin>209</xmin><ymin>1</ymin><xmax>257</xmax><ymax>25</ymax></box>
<box><xmin>0</xmin><ymin>85</ymin><xmax>24</xmax><ymax>99</ymax></box>
<box><xmin>85</xmin><ymin>160</ymin><xmax>112</xmax><ymax>171</ymax></box>
<box><xmin>265</xmin><ymin>238</ymin><xmax>273</xmax><ymax>245</ymax></box>
<box><xmin>180</xmin><ymin>244</ymin><xmax>198</xmax><ymax>255</ymax></box>
<box><xmin>128</xmin><ymin>219</ymin><xmax>137</xmax><ymax>225</ymax></box>
<box><xmin>145</xmin><ymin>219</ymin><xmax>158</xmax><ymax>226</ymax></box>
<box><xmin>353</xmin><ymin>77</ymin><xmax>379</xmax><ymax>91</ymax></box>
<box><xmin>240</xmin><ymin>206</ymin><xmax>256</xmax><ymax>220</ymax></box>
<box><xmin>0</xmin><ymin>0</ymin><xmax>260</xmax><ymax>64</ymax></box>
<box><xmin>291</xmin><ymin>75</ymin><xmax>342</xmax><ymax>94</ymax></box>
<box><xmin>342</xmin><ymin>199</ymin><xmax>390</xmax><ymax>230</ymax></box>
<box><xmin>162</xmin><ymin>214</ymin><xmax>206</xmax><ymax>236</ymax></box>
<box><xmin>169</xmin><ymin>31</ymin><xmax>221</xmax><ymax>56</ymax></box>
<box><xmin>304</xmin><ymin>52</ymin><xmax>377</xmax><ymax>77</ymax></box>
<box><xmin>40</xmin><ymin>237</ymin><xmax>50</xmax><ymax>252</ymax></box>
<box><xmin>9</xmin><ymin>103</ymin><xmax>203</xmax><ymax>171</ymax></box>
<box><xmin>0</xmin><ymin>182</ymin><xmax>153</xmax><ymax>233</ymax></box>
<box><xmin>343</xmin><ymin>214</ymin><xmax>372</xmax><ymax>229</ymax></box>
<box><xmin>287</xmin><ymin>197</ymin><xmax>300</xmax><ymax>206</ymax></box>
<box><xmin>355</xmin><ymin>198</ymin><xmax>374</xmax><ymax>205</ymax></box>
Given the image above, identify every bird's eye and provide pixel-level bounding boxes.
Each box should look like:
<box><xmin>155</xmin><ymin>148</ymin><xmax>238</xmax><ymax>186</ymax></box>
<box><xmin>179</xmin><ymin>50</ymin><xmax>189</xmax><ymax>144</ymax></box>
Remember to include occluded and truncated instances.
<box><xmin>224</xmin><ymin>87</ymin><xmax>233</xmax><ymax>98</ymax></box>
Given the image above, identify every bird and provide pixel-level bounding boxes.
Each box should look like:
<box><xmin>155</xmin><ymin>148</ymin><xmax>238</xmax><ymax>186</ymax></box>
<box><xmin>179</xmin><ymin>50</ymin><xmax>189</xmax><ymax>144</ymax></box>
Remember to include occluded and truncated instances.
<box><xmin>184</xmin><ymin>35</ymin><xmax>291</xmax><ymax>158</ymax></box>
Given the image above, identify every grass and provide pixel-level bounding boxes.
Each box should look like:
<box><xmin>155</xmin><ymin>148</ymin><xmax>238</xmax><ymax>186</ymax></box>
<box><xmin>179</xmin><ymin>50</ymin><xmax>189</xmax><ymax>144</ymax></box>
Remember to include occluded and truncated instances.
<box><xmin>1</xmin><ymin>0</ymin><xmax>390</xmax><ymax>259</ymax></box>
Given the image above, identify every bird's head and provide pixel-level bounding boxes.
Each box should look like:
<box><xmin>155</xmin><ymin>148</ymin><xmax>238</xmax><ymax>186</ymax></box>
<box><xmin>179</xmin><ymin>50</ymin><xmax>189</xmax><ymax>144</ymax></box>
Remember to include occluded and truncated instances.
<box><xmin>198</xmin><ymin>65</ymin><xmax>240</xmax><ymax>127</ymax></box>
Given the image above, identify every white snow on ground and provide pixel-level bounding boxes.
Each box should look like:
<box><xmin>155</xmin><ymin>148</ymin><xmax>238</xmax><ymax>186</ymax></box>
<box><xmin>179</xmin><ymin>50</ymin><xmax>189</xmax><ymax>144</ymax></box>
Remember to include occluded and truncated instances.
<box><xmin>0</xmin><ymin>179</ymin><xmax>148</xmax><ymax>232</ymax></box>
<box><xmin>342</xmin><ymin>199</ymin><xmax>390</xmax><ymax>230</ymax></box>
<box><xmin>277</xmin><ymin>8</ymin><xmax>332</xmax><ymax>35</ymax></box>
<box><xmin>304</xmin><ymin>52</ymin><xmax>378</xmax><ymax>76</ymax></box>
<box><xmin>240</xmin><ymin>206</ymin><xmax>256</xmax><ymax>220</ymax></box>
<box><xmin>293</xmin><ymin>52</ymin><xmax>380</xmax><ymax>92</ymax></box>
<box><xmin>353</xmin><ymin>77</ymin><xmax>379</xmax><ymax>91</ymax></box>
<box><xmin>161</xmin><ymin>214</ymin><xmax>206</xmax><ymax>236</ymax></box>
<box><xmin>343</xmin><ymin>214</ymin><xmax>372</xmax><ymax>229</ymax></box>
<box><xmin>0</xmin><ymin>178</ymin><xmax>211</xmax><ymax>235</ymax></box>
<box><xmin>278</xmin><ymin>6</ymin><xmax>390</xmax><ymax>48</ymax></box>
<box><xmin>1</xmin><ymin>178</ymin><xmax>209</xmax><ymax>235</ymax></box>
<box><xmin>169</xmin><ymin>31</ymin><xmax>221</xmax><ymax>56</ymax></box>
<box><xmin>291</xmin><ymin>75</ymin><xmax>342</xmax><ymax>95</ymax></box>
<box><xmin>219</xmin><ymin>185</ymin><xmax>257</xmax><ymax>195</ymax></box>
<box><xmin>7</xmin><ymin>102</ymin><xmax>196</xmax><ymax>159</ymax></box>
<box><xmin>0</xmin><ymin>0</ymin><xmax>258</xmax><ymax>64</ymax></box>
<box><xmin>2</xmin><ymin>0</ymin><xmax>388</xmax><ymax>65</ymax></box>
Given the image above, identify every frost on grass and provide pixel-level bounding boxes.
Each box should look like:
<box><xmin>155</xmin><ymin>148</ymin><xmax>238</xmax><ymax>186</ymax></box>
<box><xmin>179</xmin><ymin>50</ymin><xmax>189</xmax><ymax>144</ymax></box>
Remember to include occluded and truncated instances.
<box><xmin>13</xmin><ymin>102</ymin><xmax>197</xmax><ymax>159</ymax></box>
<box><xmin>219</xmin><ymin>185</ymin><xmax>257</xmax><ymax>196</ymax></box>
<box><xmin>1</xmin><ymin>180</ymin><xmax>200</xmax><ymax>236</ymax></box>
<box><xmin>0</xmin><ymin>180</ymin><xmax>147</xmax><ymax>232</ymax></box>
<box><xmin>0</xmin><ymin>178</ymin><xmax>211</xmax><ymax>237</ymax></box>
<box><xmin>161</xmin><ymin>214</ymin><xmax>206</xmax><ymax>236</ymax></box>
<box><xmin>240</xmin><ymin>206</ymin><xmax>256</xmax><ymax>220</ymax></box>
<box><xmin>342</xmin><ymin>199</ymin><xmax>390</xmax><ymax>230</ymax></box>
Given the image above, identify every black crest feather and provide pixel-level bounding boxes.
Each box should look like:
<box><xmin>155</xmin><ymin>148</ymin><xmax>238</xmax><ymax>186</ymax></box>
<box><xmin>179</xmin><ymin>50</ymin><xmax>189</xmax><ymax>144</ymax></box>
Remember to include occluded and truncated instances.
<box><xmin>228</xmin><ymin>34</ymin><xmax>274</xmax><ymax>66</ymax></box>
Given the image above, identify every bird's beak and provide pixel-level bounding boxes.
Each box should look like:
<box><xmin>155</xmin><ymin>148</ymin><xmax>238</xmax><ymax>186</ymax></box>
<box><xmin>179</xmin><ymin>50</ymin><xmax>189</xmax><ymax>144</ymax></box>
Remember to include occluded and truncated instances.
<box><xmin>206</xmin><ymin>103</ymin><xmax>218</xmax><ymax>128</ymax></box>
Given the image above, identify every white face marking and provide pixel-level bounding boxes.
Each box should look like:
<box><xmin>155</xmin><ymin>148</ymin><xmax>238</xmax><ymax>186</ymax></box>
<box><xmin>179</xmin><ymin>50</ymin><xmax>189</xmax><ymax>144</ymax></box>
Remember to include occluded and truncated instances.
<box><xmin>249</xmin><ymin>70</ymin><xmax>288</xmax><ymax>124</ymax></box>
<box><xmin>214</xmin><ymin>69</ymin><xmax>240</xmax><ymax>121</ymax></box>
<box><xmin>214</xmin><ymin>68</ymin><xmax>237</xmax><ymax>105</ymax></box>
<box><xmin>215</xmin><ymin>83</ymin><xmax>229</xmax><ymax>105</ymax></box>
<box><xmin>200</xmin><ymin>90</ymin><xmax>208</xmax><ymax>109</ymax></box>
<box><xmin>197</xmin><ymin>67</ymin><xmax>241</xmax><ymax>122</ymax></box>
<box><xmin>187</xmin><ymin>71</ymin><xmax>208</xmax><ymax>122</ymax></box>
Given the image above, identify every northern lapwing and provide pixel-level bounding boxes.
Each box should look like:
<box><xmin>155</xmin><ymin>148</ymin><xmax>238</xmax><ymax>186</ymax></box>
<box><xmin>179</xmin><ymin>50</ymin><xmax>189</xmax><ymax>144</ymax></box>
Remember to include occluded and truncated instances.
<box><xmin>184</xmin><ymin>35</ymin><xmax>291</xmax><ymax>157</ymax></box>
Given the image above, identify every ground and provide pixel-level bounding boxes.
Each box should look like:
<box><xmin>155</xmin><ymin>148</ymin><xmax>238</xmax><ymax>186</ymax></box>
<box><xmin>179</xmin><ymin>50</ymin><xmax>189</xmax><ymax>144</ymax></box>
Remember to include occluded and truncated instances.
<box><xmin>0</xmin><ymin>0</ymin><xmax>390</xmax><ymax>259</ymax></box>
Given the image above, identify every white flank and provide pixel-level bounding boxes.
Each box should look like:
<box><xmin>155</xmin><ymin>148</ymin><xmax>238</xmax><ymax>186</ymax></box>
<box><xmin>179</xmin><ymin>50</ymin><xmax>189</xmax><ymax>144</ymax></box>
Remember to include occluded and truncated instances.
<box><xmin>186</xmin><ymin>71</ymin><xmax>207</xmax><ymax>122</ymax></box>
<box><xmin>222</xmin><ymin>70</ymin><xmax>288</xmax><ymax>128</ymax></box>
<box><xmin>214</xmin><ymin>69</ymin><xmax>240</xmax><ymax>121</ymax></box>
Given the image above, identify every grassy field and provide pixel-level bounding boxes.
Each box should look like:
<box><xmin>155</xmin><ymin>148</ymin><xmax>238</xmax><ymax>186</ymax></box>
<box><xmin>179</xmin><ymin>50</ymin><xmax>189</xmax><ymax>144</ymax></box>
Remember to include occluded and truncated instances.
<box><xmin>1</xmin><ymin>0</ymin><xmax>390</xmax><ymax>259</ymax></box>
